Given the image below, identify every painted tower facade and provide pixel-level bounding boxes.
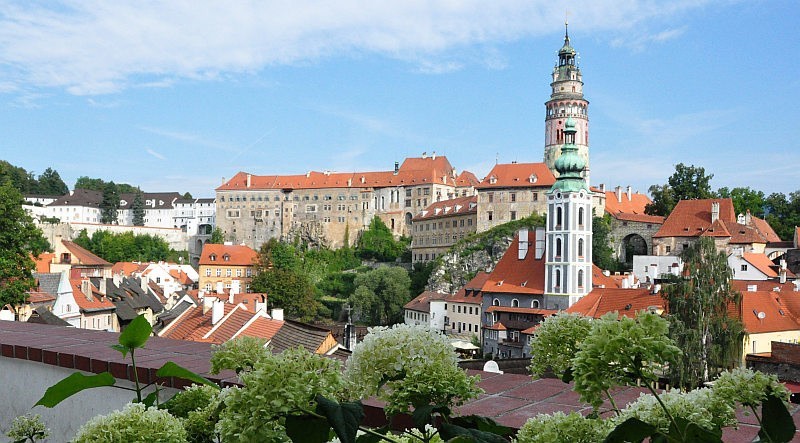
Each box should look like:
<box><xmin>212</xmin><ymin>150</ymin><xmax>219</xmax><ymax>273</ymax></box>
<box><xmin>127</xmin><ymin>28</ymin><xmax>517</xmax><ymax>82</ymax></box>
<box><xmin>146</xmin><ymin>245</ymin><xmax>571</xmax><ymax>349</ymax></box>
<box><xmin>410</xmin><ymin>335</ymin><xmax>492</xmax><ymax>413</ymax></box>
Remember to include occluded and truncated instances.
<box><xmin>543</xmin><ymin>23</ymin><xmax>589</xmax><ymax>184</ymax></box>
<box><xmin>544</xmin><ymin>117</ymin><xmax>593</xmax><ymax>309</ymax></box>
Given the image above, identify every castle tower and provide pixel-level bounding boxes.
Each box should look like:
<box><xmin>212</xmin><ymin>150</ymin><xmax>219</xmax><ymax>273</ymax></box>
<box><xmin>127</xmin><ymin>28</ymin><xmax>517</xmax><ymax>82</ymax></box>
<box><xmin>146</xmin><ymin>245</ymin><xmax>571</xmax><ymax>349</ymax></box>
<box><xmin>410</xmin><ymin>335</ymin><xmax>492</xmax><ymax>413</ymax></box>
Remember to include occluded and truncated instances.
<box><xmin>544</xmin><ymin>22</ymin><xmax>590</xmax><ymax>184</ymax></box>
<box><xmin>544</xmin><ymin>117</ymin><xmax>593</xmax><ymax>309</ymax></box>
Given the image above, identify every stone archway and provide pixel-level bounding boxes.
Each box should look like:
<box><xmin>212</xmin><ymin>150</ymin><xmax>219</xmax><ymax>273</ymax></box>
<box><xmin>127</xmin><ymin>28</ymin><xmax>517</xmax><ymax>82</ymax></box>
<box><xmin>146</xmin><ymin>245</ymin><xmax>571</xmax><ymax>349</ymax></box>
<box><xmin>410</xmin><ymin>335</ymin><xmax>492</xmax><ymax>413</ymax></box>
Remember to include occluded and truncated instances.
<box><xmin>621</xmin><ymin>233</ymin><xmax>648</xmax><ymax>264</ymax></box>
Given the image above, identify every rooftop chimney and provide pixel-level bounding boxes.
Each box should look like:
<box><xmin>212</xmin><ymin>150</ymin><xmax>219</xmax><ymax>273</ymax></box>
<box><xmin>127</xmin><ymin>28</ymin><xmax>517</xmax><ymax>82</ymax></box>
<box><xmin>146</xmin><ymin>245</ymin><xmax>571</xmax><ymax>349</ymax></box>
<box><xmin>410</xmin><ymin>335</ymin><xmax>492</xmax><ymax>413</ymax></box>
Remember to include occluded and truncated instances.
<box><xmin>81</xmin><ymin>279</ymin><xmax>93</xmax><ymax>300</ymax></box>
<box><xmin>780</xmin><ymin>259</ymin><xmax>788</xmax><ymax>284</ymax></box>
<box><xmin>246</xmin><ymin>174</ymin><xmax>252</xmax><ymax>188</ymax></box>
<box><xmin>615</xmin><ymin>186</ymin><xmax>622</xmax><ymax>203</ymax></box>
<box><xmin>394</xmin><ymin>162</ymin><xmax>399</xmax><ymax>175</ymax></box>
<box><xmin>216</xmin><ymin>281</ymin><xmax>224</xmax><ymax>294</ymax></box>
<box><xmin>271</xmin><ymin>308</ymin><xmax>284</xmax><ymax>321</ymax></box>
<box><xmin>534</xmin><ymin>227</ymin><xmax>545</xmax><ymax>260</ymax></box>
<box><xmin>626</xmin><ymin>186</ymin><xmax>632</xmax><ymax>201</ymax></box>
<box><xmin>598</xmin><ymin>183</ymin><xmax>605</xmax><ymax>192</ymax></box>
<box><xmin>432</xmin><ymin>151</ymin><xmax>436</xmax><ymax>160</ymax></box>
<box><xmin>202</xmin><ymin>294</ymin><xmax>214</xmax><ymax>314</ymax></box>
<box><xmin>211</xmin><ymin>299</ymin><xmax>224</xmax><ymax>325</ymax></box>
<box><xmin>99</xmin><ymin>278</ymin><xmax>107</xmax><ymax>295</ymax></box>
<box><xmin>711</xmin><ymin>202</ymin><xmax>720</xmax><ymax>223</ymax></box>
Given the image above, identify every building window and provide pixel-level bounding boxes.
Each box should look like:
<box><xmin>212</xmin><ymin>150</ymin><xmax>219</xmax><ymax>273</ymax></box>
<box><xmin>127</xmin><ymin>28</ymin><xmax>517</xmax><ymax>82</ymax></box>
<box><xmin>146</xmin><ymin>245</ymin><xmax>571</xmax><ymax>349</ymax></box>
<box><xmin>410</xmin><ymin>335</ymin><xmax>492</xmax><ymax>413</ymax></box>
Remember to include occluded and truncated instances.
<box><xmin>666</xmin><ymin>246</ymin><xmax>671</xmax><ymax>253</ymax></box>
<box><xmin>512</xmin><ymin>299</ymin><xmax>519</xmax><ymax>307</ymax></box>
<box><xmin>578</xmin><ymin>207</ymin><xmax>585</xmax><ymax>227</ymax></box>
<box><xmin>226</xmin><ymin>269</ymin><xmax>232</xmax><ymax>277</ymax></box>
<box><xmin>487</xmin><ymin>211</ymin><xmax>493</xmax><ymax>221</ymax></box>
<box><xmin>578</xmin><ymin>270</ymin><xmax>584</xmax><ymax>288</ymax></box>
<box><xmin>492</xmin><ymin>298</ymin><xmax>500</xmax><ymax>306</ymax></box>
<box><xmin>510</xmin><ymin>193</ymin><xmax>516</xmax><ymax>202</ymax></box>
<box><xmin>741</xmin><ymin>264</ymin><xmax>748</xmax><ymax>271</ymax></box>
<box><xmin>510</xmin><ymin>211</ymin><xmax>516</xmax><ymax>221</ymax></box>
<box><xmin>487</xmin><ymin>193</ymin><xmax>494</xmax><ymax>203</ymax></box>
<box><xmin>226</xmin><ymin>209</ymin><xmax>240</xmax><ymax>218</ymax></box>
<box><xmin>216</xmin><ymin>268</ymin><xmax>221</xmax><ymax>277</ymax></box>
<box><xmin>532</xmin><ymin>300</ymin><xmax>540</xmax><ymax>308</ymax></box>
<box><xmin>578</xmin><ymin>238</ymin><xmax>584</xmax><ymax>258</ymax></box>
<box><xmin>205</xmin><ymin>269</ymin><xmax>211</xmax><ymax>277</ymax></box>
<box><xmin>236</xmin><ymin>268</ymin><xmax>242</xmax><ymax>277</ymax></box>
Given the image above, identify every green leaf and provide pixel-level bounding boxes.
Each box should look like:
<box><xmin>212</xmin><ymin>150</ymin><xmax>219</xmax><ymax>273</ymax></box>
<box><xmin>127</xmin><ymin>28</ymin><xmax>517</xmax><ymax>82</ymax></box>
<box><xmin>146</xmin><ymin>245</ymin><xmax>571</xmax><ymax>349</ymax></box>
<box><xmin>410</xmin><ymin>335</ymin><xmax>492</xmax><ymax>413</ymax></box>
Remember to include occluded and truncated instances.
<box><xmin>758</xmin><ymin>394</ymin><xmax>796</xmax><ymax>443</ymax></box>
<box><xmin>156</xmin><ymin>362</ymin><xmax>218</xmax><ymax>388</ymax></box>
<box><xmin>561</xmin><ymin>367</ymin><xmax>574</xmax><ymax>383</ymax></box>
<box><xmin>285</xmin><ymin>414</ymin><xmax>331</xmax><ymax>443</ymax></box>
<box><xmin>141</xmin><ymin>391</ymin><xmax>159</xmax><ymax>408</ymax></box>
<box><xmin>110</xmin><ymin>344</ymin><xmax>129</xmax><ymax>358</ymax></box>
<box><xmin>118</xmin><ymin>315</ymin><xmax>152</xmax><ymax>350</ymax></box>
<box><xmin>34</xmin><ymin>372</ymin><xmax>116</xmax><ymax>407</ymax></box>
<box><xmin>671</xmin><ymin>418</ymin><xmax>722</xmax><ymax>443</ymax></box>
<box><xmin>411</xmin><ymin>404</ymin><xmax>450</xmax><ymax>432</ymax></box>
<box><xmin>439</xmin><ymin>423</ymin><xmax>508</xmax><ymax>443</ymax></box>
<box><xmin>603</xmin><ymin>417</ymin><xmax>657</xmax><ymax>443</ymax></box>
<box><xmin>315</xmin><ymin>395</ymin><xmax>364</xmax><ymax>443</ymax></box>
<box><xmin>450</xmin><ymin>415</ymin><xmax>514</xmax><ymax>437</ymax></box>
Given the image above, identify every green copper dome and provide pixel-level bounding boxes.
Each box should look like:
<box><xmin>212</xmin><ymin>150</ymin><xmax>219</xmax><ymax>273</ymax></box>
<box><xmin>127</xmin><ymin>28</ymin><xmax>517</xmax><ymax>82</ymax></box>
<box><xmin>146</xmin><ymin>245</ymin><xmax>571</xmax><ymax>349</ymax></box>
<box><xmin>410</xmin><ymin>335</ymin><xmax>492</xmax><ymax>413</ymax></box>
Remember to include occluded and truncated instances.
<box><xmin>550</xmin><ymin>117</ymin><xmax>588</xmax><ymax>193</ymax></box>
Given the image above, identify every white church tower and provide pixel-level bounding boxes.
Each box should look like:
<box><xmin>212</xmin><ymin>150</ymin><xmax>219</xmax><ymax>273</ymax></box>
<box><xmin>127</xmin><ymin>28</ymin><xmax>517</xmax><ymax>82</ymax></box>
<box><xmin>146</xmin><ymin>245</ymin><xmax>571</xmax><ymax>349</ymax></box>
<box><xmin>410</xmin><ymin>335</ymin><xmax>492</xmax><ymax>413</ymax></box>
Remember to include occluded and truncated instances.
<box><xmin>544</xmin><ymin>117</ymin><xmax>593</xmax><ymax>309</ymax></box>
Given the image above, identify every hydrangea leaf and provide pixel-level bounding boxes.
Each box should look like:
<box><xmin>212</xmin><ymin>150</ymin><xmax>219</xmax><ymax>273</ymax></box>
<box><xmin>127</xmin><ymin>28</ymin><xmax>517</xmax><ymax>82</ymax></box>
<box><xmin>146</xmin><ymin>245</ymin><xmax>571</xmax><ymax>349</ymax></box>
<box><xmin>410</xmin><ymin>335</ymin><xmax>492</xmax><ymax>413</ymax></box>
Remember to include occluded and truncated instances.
<box><xmin>315</xmin><ymin>395</ymin><xmax>364</xmax><ymax>443</ymax></box>
<box><xmin>118</xmin><ymin>314</ymin><xmax>152</xmax><ymax>350</ymax></box>
<box><xmin>35</xmin><ymin>372</ymin><xmax>115</xmax><ymax>407</ymax></box>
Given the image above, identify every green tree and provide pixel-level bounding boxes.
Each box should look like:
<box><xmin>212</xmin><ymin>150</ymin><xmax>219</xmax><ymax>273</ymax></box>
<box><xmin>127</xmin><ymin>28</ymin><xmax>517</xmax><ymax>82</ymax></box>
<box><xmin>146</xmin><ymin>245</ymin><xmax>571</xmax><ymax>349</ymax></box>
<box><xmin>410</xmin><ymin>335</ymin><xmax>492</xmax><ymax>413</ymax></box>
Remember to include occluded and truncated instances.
<box><xmin>716</xmin><ymin>187</ymin><xmax>766</xmax><ymax>218</ymax></box>
<box><xmin>349</xmin><ymin>266</ymin><xmax>411</xmax><ymax>325</ymax></box>
<box><xmin>209</xmin><ymin>228</ymin><xmax>225</xmax><ymax>244</ymax></box>
<box><xmin>592</xmin><ymin>215</ymin><xmax>619</xmax><ymax>270</ymax></box>
<box><xmin>250</xmin><ymin>268</ymin><xmax>320</xmax><ymax>321</ymax></box>
<box><xmin>0</xmin><ymin>182</ymin><xmax>49</xmax><ymax>311</ymax></box>
<box><xmin>131</xmin><ymin>189</ymin><xmax>145</xmax><ymax>226</ymax></box>
<box><xmin>100</xmin><ymin>182</ymin><xmax>120</xmax><ymax>224</ymax></box>
<box><xmin>646</xmin><ymin>163</ymin><xmax>714</xmax><ymax>216</ymax></box>
<box><xmin>0</xmin><ymin>161</ymin><xmax>36</xmax><ymax>193</ymax></box>
<box><xmin>73</xmin><ymin>230</ymin><xmax>171</xmax><ymax>263</ymax></box>
<box><xmin>409</xmin><ymin>261</ymin><xmax>436</xmax><ymax>296</ymax></box>
<box><xmin>74</xmin><ymin>176</ymin><xmax>107</xmax><ymax>192</ymax></box>
<box><xmin>763</xmin><ymin>191</ymin><xmax>800</xmax><ymax>241</ymax></box>
<box><xmin>258</xmin><ymin>238</ymin><xmax>300</xmax><ymax>271</ymax></box>
<box><xmin>663</xmin><ymin>237</ymin><xmax>745</xmax><ymax>389</ymax></box>
<box><xmin>182</xmin><ymin>192</ymin><xmax>193</xmax><ymax>199</ymax></box>
<box><xmin>357</xmin><ymin>216</ymin><xmax>407</xmax><ymax>262</ymax></box>
<box><xmin>35</xmin><ymin>167</ymin><xmax>68</xmax><ymax>195</ymax></box>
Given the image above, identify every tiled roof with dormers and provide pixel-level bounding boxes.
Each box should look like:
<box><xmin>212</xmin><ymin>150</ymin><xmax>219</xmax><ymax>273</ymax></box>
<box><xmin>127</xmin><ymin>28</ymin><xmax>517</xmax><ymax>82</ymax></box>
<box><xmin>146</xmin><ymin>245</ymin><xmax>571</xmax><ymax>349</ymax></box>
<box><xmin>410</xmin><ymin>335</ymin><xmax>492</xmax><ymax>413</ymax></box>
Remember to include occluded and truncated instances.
<box><xmin>474</xmin><ymin>163</ymin><xmax>555</xmax><ymax>190</ymax></box>
<box><xmin>604</xmin><ymin>189</ymin><xmax>652</xmax><ymax>215</ymax></box>
<box><xmin>199</xmin><ymin>244</ymin><xmax>258</xmax><ymax>267</ymax></box>
<box><xmin>750</xmin><ymin>216</ymin><xmax>782</xmax><ymax>243</ymax></box>
<box><xmin>47</xmin><ymin>189</ymin><xmax>102</xmax><ymax>208</ymax></box>
<box><xmin>654</xmin><ymin>199</ymin><xmax>736</xmax><ymax>238</ymax></box>
<box><xmin>404</xmin><ymin>291</ymin><xmax>448</xmax><ymax>313</ymax></box>
<box><xmin>566</xmin><ymin>287</ymin><xmax>663</xmax><ymax>319</ymax></box>
<box><xmin>733</xmin><ymin>280</ymin><xmax>800</xmax><ymax>293</ymax></box>
<box><xmin>740</xmin><ymin>291</ymin><xmax>800</xmax><ymax>334</ymax></box>
<box><xmin>61</xmin><ymin>241</ymin><xmax>111</xmax><ymax>267</ymax></box>
<box><xmin>481</xmin><ymin>230</ymin><xmax>546</xmax><ymax>295</ymax></box>
<box><xmin>69</xmin><ymin>279</ymin><xmax>115</xmax><ymax>312</ymax></box>
<box><xmin>448</xmin><ymin>272</ymin><xmax>490</xmax><ymax>305</ymax></box>
<box><xmin>413</xmin><ymin>196</ymin><xmax>477</xmax><ymax>221</ymax></box>
<box><xmin>217</xmin><ymin>156</ymin><xmax>459</xmax><ymax>192</ymax></box>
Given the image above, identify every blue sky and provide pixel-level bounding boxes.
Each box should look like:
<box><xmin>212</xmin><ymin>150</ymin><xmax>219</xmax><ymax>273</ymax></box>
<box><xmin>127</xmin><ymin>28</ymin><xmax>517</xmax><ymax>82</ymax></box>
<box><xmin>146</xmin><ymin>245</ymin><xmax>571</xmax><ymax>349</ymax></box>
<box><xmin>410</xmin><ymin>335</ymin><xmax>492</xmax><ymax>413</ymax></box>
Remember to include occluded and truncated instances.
<box><xmin>0</xmin><ymin>1</ymin><xmax>797</xmax><ymax>198</ymax></box>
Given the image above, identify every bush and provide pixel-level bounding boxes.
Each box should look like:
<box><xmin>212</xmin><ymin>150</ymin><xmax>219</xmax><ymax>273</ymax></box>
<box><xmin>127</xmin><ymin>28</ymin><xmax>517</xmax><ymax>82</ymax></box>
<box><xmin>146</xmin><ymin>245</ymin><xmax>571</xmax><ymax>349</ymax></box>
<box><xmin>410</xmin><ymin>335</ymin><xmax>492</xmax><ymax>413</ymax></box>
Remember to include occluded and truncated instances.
<box><xmin>73</xmin><ymin>403</ymin><xmax>186</xmax><ymax>443</ymax></box>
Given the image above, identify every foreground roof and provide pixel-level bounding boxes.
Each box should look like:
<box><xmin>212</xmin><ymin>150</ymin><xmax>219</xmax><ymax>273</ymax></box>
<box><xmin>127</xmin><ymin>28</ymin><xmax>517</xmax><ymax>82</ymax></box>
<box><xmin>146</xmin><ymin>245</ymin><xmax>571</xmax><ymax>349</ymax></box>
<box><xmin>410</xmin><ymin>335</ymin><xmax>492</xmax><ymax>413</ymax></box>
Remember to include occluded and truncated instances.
<box><xmin>199</xmin><ymin>244</ymin><xmax>258</xmax><ymax>267</ymax></box>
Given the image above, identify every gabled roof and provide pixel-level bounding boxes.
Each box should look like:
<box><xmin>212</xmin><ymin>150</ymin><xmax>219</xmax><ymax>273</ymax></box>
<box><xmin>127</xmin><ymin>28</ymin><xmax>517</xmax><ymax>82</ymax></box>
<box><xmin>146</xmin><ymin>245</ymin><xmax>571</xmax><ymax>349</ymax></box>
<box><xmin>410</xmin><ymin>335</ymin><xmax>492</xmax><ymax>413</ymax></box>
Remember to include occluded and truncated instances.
<box><xmin>47</xmin><ymin>189</ymin><xmax>102</xmax><ymax>208</ymax></box>
<box><xmin>69</xmin><ymin>279</ymin><xmax>115</xmax><ymax>312</ymax></box>
<box><xmin>566</xmin><ymin>288</ymin><xmax>662</xmax><ymax>319</ymax></box>
<box><xmin>448</xmin><ymin>272</ymin><xmax>490</xmax><ymax>304</ymax></box>
<box><xmin>481</xmin><ymin>230</ymin><xmax>545</xmax><ymax>295</ymax></box>
<box><xmin>61</xmin><ymin>241</ymin><xmax>111</xmax><ymax>267</ymax></box>
<box><xmin>455</xmin><ymin>171</ymin><xmax>480</xmax><ymax>187</ymax></box>
<box><xmin>25</xmin><ymin>291</ymin><xmax>55</xmax><ymax>304</ymax></box>
<box><xmin>750</xmin><ymin>216</ymin><xmax>782</xmax><ymax>243</ymax></box>
<box><xmin>33</xmin><ymin>273</ymin><xmax>61</xmax><ymax>297</ymax></box>
<box><xmin>27</xmin><ymin>308</ymin><xmax>71</xmax><ymax>327</ymax></box>
<box><xmin>112</xmin><ymin>262</ymin><xmax>147</xmax><ymax>276</ymax></box>
<box><xmin>199</xmin><ymin>244</ymin><xmax>258</xmax><ymax>267</ymax></box>
<box><xmin>169</xmin><ymin>269</ymin><xmax>195</xmax><ymax>285</ymax></box>
<box><xmin>268</xmin><ymin>320</ymin><xmax>337</xmax><ymax>354</ymax></box>
<box><xmin>592</xmin><ymin>267</ymin><xmax>623</xmax><ymax>289</ymax></box>
<box><xmin>475</xmin><ymin>163</ymin><xmax>555</xmax><ymax>190</ymax></box>
<box><xmin>604</xmin><ymin>190</ymin><xmax>652</xmax><ymax>216</ymax></box>
<box><xmin>654</xmin><ymin>199</ymin><xmax>736</xmax><ymax>239</ymax></box>
<box><xmin>404</xmin><ymin>291</ymin><xmax>448</xmax><ymax>313</ymax></box>
<box><xmin>413</xmin><ymin>196</ymin><xmax>477</xmax><ymax>221</ymax></box>
<box><xmin>740</xmin><ymin>253</ymin><xmax>794</xmax><ymax>279</ymax></box>
<box><xmin>239</xmin><ymin>316</ymin><xmax>284</xmax><ymax>340</ymax></box>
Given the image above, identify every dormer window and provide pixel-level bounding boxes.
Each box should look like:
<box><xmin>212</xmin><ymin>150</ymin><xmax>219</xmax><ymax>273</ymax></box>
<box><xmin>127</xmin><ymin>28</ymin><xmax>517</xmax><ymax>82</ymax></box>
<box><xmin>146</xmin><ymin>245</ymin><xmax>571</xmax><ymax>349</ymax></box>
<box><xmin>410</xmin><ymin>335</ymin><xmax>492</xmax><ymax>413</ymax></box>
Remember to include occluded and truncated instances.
<box><xmin>223</xmin><ymin>254</ymin><xmax>230</xmax><ymax>262</ymax></box>
<box><xmin>489</xmin><ymin>175</ymin><xmax>497</xmax><ymax>185</ymax></box>
<box><xmin>209</xmin><ymin>254</ymin><xmax>217</xmax><ymax>261</ymax></box>
<box><xmin>529</xmin><ymin>174</ymin><xmax>537</xmax><ymax>183</ymax></box>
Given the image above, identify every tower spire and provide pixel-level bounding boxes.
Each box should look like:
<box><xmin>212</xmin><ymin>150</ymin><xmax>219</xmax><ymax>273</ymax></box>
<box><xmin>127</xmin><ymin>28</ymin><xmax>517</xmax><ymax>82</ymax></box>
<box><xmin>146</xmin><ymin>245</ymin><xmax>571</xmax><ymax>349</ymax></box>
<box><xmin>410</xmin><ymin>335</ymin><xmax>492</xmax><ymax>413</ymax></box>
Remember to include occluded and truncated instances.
<box><xmin>564</xmin><ymin>14</ymin><xmax>570</xmax><ymax>46</ymax></box>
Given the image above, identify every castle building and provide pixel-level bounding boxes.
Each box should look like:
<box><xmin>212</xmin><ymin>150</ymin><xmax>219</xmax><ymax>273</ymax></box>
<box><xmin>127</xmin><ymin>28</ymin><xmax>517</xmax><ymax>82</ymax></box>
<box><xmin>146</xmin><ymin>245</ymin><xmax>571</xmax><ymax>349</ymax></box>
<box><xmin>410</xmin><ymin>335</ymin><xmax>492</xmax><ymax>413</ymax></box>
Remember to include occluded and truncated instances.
<box><xmin>544</xmin><ymin>117</ymin><xmax>593</xmax><ymax>309</ymax></box>
<box><xmin>543</xmin><ymin>22</ymin><xmax>590</xmax><ymax>183</ymax></box>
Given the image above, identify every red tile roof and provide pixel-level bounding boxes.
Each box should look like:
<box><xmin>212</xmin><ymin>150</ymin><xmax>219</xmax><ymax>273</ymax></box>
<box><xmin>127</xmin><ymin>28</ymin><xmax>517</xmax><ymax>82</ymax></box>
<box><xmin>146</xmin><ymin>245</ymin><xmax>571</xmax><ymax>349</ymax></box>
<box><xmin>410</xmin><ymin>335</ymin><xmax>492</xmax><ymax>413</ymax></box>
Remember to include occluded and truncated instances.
<box><xmin>203</xmin><ymin>292</ymin><xmax>268</xmax><ymax>308</ymax></box>
<box><xmin>62</xmin><ymin>241</ymin><xmax>111</xmax><ymax>266</ymax></box>
<box><xmin>475</xmin><ymin>163</ymin><xmax>555</xmax><ymax>190</ymax></box>
<box><xmin>25</xmin><ymin>291</ymin><xmax>55</xmax><ymax>304</ymax></box>
<box><xmin>238</xmin><ymin>316</ymin><xmax>284</xmax><ymax>340</ymax></box>
<box><xmin>566</xmin><ymin>288</ymin><xmax>663</xmax><ymax>319</ymax></box>
<box><xmin>733</xmin><ymin>280</ymin><xmax>800</xmax><ymax>293</ymax></box>
<box><xmin>455</xmin><ymin>171</ymin><xmax>480</xmax><ymax>187</ymax></box>
<box><xmin>216</xmin><ymin>156</ymin><xmax>459</xmax><ymax>191</ymax></box>
<box><xmin>112</xmin><ymin>262</ymin><xmax>147</xmax><ymax>276</ymax></box>
<box><xmin>199</xmin><ymin>244</ymin><xmax>258</xmax><ymax>267</ymax></box>
<box><xmin>404</xmin><ymin>291</ymin><xmax>448</xmax><ymax>312</ymax></box>
<box><xmin>169</xmin><ymin>269</ymin><xmax>195</xmax><ymax>285</ymax></box>
<box><xmin>485</xmin><ymin>306</ymin><xmax>556</xmax><ymax>316</ymax></box>
<box><xmin>751</xmin><ymin>216</ymin><xmax>782</xmax><ymax>243</ymax></box>
<box><xmin>486</xmin><ymin>322</ymin><xmax>507</xmax><ymax>331</ymax></box>
<box><xmin>741</xmin><ymin>253</ymin><xmax>785</xmax><ymax>278</ymax></box>
<box><xmin>604</xmin><ymin>190</ymin><xmax>652</xmax><ymax>216</ymax></box>
<box><xmin>481</xmin><ymin>230</ymin><xmax>545</xmax><ymax>295</ymax></box>
<box><xmin>740</xmin><ymin>291</ymin><xmax>800</xmax><ymax>334</ymax></box>
<box><xmin>204</xmin><ymin>305</ymin><xmax>255</xmax><ymax>343</ymax></box>
<box><xmin>592</xmin><ymin>267</ymin><xmax>623</xmax><ymax>289</ymax></box>
<box><xmin>653</xmin><ymin>199</ymin><xmax>779</xmax><ymax>245</ymax></box>
<box><xmin>413</xmin><ymin>196</ymin><xmax>477</xmax><ymax>221</ymax></box>
<box><xmin>69</xmin><ymin>279</ymin><xmax>115</xmax><ymax>311</ymax></box>
<box><xmin>448</xmin><ymin>272</ymin><xmax>490</xmax><ymax>304</ymax></box>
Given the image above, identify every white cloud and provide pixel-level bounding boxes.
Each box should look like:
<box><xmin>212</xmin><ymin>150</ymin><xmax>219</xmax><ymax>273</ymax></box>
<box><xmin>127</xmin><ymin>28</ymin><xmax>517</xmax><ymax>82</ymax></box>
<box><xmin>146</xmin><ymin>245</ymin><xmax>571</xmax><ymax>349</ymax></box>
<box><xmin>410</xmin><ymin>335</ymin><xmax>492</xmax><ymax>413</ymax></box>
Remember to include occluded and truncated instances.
<box><xmin>145</xmin><ymin>148</ymin><xmax>166</xmax><ymax>160</ymax></box>
<box><xmin>0</xmin><ymin>0</ymin><xmax>713</xmax><ymax>95</ymax></box>
<box><xmin>139</xmin><ymin>126</ymin><xmax>239</xmax><ymax>152</ymax></box>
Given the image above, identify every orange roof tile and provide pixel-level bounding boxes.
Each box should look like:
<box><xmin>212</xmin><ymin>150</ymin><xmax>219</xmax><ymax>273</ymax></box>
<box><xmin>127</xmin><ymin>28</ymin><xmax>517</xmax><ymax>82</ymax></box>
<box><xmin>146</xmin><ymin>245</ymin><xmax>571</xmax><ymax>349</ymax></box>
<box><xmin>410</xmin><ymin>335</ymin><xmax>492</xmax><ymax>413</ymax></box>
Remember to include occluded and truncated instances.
<box><xmin>34</xmin><ymin>253</ymin><xmax>54</xmax><ymax>273</ymax></box>
<box><xmin>741</xmin><ymin>291</ymin><xmax>800</xmax><ymax>334</ymax></box>
<box><xmin>475</xmin><ymin>163</ymin><xmax>555</xmax><ymax>190</ymax></box>
<box><xmin>733</xmin><ymin>280</ymin><xmax>800</xmax><ymax>293</ymax></box>
<box><xmin>204</xmin><ymin>292</ymin><xmax>267</xmax><ymax>309</ymax></box>
<box><xmin>168</xmin><ymin>269</ymin><xmax>194</xmax><ymax>285</ymax></box>
<box><xmin>604</xmin><ymin>190</ymin><xmax>652</xmax><ymax>214</ymax></box>
<box><xmin>455</xmin><ymin>171</ymin><xmax>480</xmax><ymax>187</ymax></box>
<box><xmin>62</xmin><ymin>241</ymin><xmax>111</xmax><ymax>266</ymax></box>
<box><xmin>742</xmin><ymin>253</ymin><xmax>782</xmax><ymax>278</ymax></box>
<box><xmin>205</xmin><ymin>305</ymin><xmax>254</xmax><ymax>343</ymax></box>
<box><xmin>413</xmin><ymin>196</ymin><xmax>477</xmax><ymax>221</ymax></box>
<box><xmin>566</xmin><ymin>288</ymin><xmax>662</xmax><ymax>319</ymax></box>
<box><xmin>654</xmin><ymin>199</ymin><xmax>736</xmax><ymax>238</ymax></box>
<box><xmin>751</xmin><ymin>216</ymin><xmax>782</xmax><ymax>243</ymax></box>
<box><xmin>69</xmin><ymin>279</ymin><xmax>115</xmax><ymax>311</ymax></box>
<box><xmin>239</xmin><ymin>316</ymin><xmax>284</xmax><ymax>340</ymax></box>
<box><xmin>112</xmin><ymin>262</ymin><xmax>146</xmax><ymax>276</ymax></box>
<box><xmin>404</xmin><ymin>291</ymin><xmax>448</xmax><ymax>312</ymax></box>
<box><xmin>486</xmin><ymin>322</ymin><xmax>507</xmax><ymax>331</ymax></box>
<box><xmin>481</xmin><ymin>230</ymin><xmax>545</xmax><ymax>295</ymax></box>
<box><xmin>199</xmin><ymin>244</ymin><xmax>258</xmax><ymax>267</ymax></box>
<box><xmin>592</xmin><ymin>267</ymin><xmax>623</xmax><ymax>289</ymax></box>
<box><xmin>448</xmin><ymin>272</ymin><xmax>490</xmax><ymax>304</ymax></box>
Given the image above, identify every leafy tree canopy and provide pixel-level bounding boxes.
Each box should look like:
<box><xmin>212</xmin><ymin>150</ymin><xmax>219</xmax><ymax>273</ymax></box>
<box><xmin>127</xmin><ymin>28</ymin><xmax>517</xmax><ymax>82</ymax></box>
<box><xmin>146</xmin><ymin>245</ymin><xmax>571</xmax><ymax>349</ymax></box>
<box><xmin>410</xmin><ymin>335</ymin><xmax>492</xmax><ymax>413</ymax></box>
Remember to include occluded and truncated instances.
<box><xmin>100</xmin><ymin>181</ymin><xmax>120</xmax><ymax>224</ymax></box>
<box><xmin>357</xmin><ymin>216</ymin><xmax>409</xmax><ymax>262</ymax></box>
<box><xmin>349</xmin><ymin>266</ymin><xmax>411</xmax><ymax>326</ymax></box>
<box><xmin>0</xmin><ymin>181</ymin><xmax>50</xmax><ymax>309</ymax></box>
<box><xmin>645</xmin><ymin>163</ymin><xmax>714</xmax><ymax>216</ymax></box>
<box><xmin>592</xmin><ymin>214</ymin><xmax>621</xmax><ymax>271</ymax></box>
<box><xmin>0</xmin><ymin>161</ymin><xmax>68</xmax><ymax>195</ymax></box>
<box><xmin>73</xmin><ymin>229</ymin><xmax>172</xmax><ymax>263</ymax></box>
<box><xmin>250</xmin><ymin>267</ymin><xmax>321</xmax><ymax>321</ymax></box>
